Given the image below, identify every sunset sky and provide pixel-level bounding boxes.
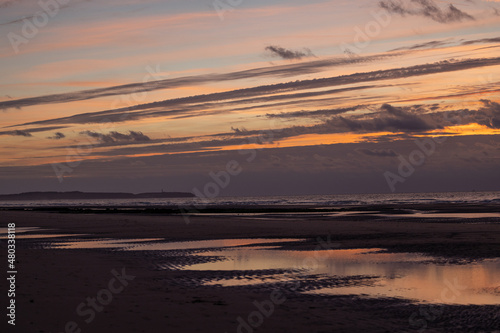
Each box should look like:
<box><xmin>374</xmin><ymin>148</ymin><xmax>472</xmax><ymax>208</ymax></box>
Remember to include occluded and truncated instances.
<box><xmin>1</xmin><ymin>0</ymin><xmax>500</xmax><ymax>195</ymax></box>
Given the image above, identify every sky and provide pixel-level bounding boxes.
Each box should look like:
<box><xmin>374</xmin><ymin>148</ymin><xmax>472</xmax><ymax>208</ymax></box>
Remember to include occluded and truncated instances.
<box><xmin>0</xmin><ymin>0</ymin><xmax>500</xmax><ymax>196</ymax></box>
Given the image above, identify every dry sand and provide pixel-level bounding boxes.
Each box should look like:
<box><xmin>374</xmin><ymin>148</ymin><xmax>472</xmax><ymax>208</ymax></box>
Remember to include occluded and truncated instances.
<box><xmin>1</xmin><ymin>204</ymin><xmax>500</xmax><ymax>332</ymax></box>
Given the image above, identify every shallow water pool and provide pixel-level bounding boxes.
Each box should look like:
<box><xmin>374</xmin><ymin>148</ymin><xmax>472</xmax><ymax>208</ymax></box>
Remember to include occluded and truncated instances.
<box><xmin>184</xmin><ymin>247</ymin><xmax>500</xmax><ymax>305</ymax></box>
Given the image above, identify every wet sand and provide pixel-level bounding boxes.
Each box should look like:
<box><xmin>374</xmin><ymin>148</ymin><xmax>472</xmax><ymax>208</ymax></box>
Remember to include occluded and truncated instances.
<box><xmin>1</xmin><ymin>204</ymin><xmax>500</xmax><ymax>332</ymax></box>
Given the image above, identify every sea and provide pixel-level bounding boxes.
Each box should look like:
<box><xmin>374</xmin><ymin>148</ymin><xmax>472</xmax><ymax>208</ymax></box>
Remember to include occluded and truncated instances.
<box><xmin>0</xmin><ymin>191</ymin><xmax>499</xmax><ymax>208</ymax></box>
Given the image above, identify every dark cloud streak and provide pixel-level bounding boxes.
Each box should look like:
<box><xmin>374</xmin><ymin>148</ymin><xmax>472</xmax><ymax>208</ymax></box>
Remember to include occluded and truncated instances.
<box><xmin>356</xmin><ymin>148</ymin><xmax>397</xmax><ymax>157</ymax></box>
<box><xmin>80</xmin><ymin>130</ymin><xmax>151</xmax><ymax>144</ymax></box>
<box><xmin>391</xmin><ymin>39</ymin><xmax>453</xmax><ymax>51</ymax></box>
<box><xmin>390</xmin><ymin>36</ymin><xmax>500</xmax><ymax>52</ymax></box>
<box><xmin>8</xmin><ymin>56</ymin><xmax>500</xmax><ymax>128</ymax></box>
<box><xmin>48</xmin><ymin>132</ymin><xmax>65</xmax><ymax>140</ymax></box>
<box><xmin>265</xmin><ymin>45</ymin><xmax>315</xmax><ymax>60</ymax></box>
<box><xmin>0</xmin><ymin>125</ymin><xmax>66</xmax><ymax>137</ymax></box>
<box><xmin>0</xmin><ymin>53</ymin><xmax>403</xmax><ymax>110</ymax></box>
<box><xmin>379</xmin><ymin>0</ymin><xmax>475</xmax><ymax>23</ymax></box>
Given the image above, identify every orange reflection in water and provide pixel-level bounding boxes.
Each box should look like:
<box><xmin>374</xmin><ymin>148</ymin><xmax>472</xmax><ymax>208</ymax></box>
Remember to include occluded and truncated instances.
<box><xmin>49</xmin><ymin>238</ymin><xmax>303</xmax><ymax>251</ymax></box>
<box><xmin>52</xmin><ymin>238</ymin><xmax>164</xmax><ymax>249</ymax></box>
<box><xmin>187</xmin><ymin>248</ymin><xmax>500</xmax><ymax>305</ymax></box>
<box><xmin>46</xmin><ymin>236</ymin><xmax>500</xmax><ymax>305</ymax></box>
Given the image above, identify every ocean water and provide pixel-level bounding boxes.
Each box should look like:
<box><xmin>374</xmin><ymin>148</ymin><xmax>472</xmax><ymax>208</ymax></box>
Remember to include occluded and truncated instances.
<box><xmin>0</xmin><ymin>191</ymin><xmax>499</xmax><ymax>208</ymax></box>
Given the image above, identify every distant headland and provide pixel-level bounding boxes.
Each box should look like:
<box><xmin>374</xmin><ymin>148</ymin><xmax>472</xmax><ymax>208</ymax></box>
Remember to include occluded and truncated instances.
<box><xmin>0</xmin><ymin>191</ymin><xmax>195</xmax><ymax>201</ymax></box>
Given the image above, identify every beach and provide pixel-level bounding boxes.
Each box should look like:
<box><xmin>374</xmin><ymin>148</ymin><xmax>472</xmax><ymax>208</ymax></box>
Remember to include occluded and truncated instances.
<box><xmin>3</xmin><ymin>0</ymin><xmax>500</xmax><ymax>331</ymax></box>
<box><xmin>2</xmin><ymin>203</ymin><xmax>500</xmax><ymax>332</ymax></box>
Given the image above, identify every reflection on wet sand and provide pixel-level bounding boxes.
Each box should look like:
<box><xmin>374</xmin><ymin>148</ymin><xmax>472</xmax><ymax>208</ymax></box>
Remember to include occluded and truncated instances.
<box><xmin>0</xmin><ymin>227</ymin><xmax>83</xmax><ymax>239</ymax></box>
<box><xmin>51</xmin><ymin>238</ymin><xmax>164</xmax><ymax>249</ymax></box>
<box><xmin>46</xmin><ymin>236</ymin><xmax>500</xmax><ymax>305</ymax></box>
<box><xmin>49</xmin><ymin>238</ymin><xmax>304</xmax><ymax>250</ymax></box>
<box><xmin>185</xmin><ymin>247</ymin><xmax>500</xmax><ymax>305</ymax></box>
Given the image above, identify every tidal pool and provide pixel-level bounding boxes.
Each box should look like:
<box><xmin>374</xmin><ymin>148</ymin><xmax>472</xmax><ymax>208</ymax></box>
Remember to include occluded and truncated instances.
<box><xmin>0</xmin><ymin>227</ymin><xmax>83</xmax><ymax>239</ymax></box>
<box><xmin>49</xmin><ymin>238</ymin><xmax>303</xmax><ymax>250</ymax></box>
<box><xmin>378</xmin><ymin>212</ymin><xmax>500</xmax><ymax>219</ymax></box>
<box><xmin>183</xmin><ymin>247</ymin><xmax>500</xmax><ymax>305</ymax></box>
<box><xmin>45</xmin><ymin>236</ymin><xmax>500</xmax><ymax>305</ymax></box>
<box><xmin>0</xmin><ymin>227</ymin><xmax>40</xmax><ymax>234</ymax></box>
<box><xmin>50</xmin><ymin>238</ymin><xmax>164</xmax><ymax>249</ymax></box>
